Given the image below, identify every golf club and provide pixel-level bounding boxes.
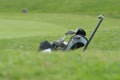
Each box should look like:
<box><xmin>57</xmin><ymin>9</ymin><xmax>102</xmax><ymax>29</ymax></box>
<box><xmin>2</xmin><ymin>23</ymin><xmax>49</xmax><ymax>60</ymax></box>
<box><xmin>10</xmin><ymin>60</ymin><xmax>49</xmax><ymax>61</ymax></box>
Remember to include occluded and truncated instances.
<box><xmin>83</xmin><ymin>15</ymin><xmax>104</xmax><ymax>51</ymax></box>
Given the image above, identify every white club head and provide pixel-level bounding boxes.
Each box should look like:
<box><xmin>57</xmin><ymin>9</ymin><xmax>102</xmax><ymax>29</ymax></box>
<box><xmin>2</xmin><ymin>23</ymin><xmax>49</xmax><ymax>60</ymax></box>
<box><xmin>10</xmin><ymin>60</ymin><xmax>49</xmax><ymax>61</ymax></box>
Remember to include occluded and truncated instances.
<box><xmin>98</xmin><ymin>15</ymin><xmax>104</xmax><ymax>19</ymax></box>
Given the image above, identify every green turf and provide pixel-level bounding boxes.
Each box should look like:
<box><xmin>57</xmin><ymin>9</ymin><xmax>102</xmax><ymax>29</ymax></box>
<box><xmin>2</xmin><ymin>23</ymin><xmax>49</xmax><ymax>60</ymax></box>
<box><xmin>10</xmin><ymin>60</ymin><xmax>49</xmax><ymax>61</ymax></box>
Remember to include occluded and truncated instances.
<box><xmin>0</xmin><ymin>0</ymin><xmax>120</xmax><ymax>79</ymax></box>
<box><xmin>0</xmin><ymin>50</ymin><xmax>119</xmax><ymax>80</ymax></box>
<box><xmin>0</xmin><ymin>13</ymin><xmax>120</xmax><ymax>80</ymax></box>
<box><xmin>0</xmin><ymin>0</ymin><xmax>120</xmax><ymax>18</ymax></box>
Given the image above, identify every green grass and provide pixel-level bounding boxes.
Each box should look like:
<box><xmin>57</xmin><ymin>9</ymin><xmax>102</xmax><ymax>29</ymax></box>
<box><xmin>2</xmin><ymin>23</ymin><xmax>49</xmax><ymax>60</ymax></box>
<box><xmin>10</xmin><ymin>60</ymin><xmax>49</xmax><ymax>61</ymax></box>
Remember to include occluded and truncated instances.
<box><xmin>0</xmin><ymin>50</ymin><xmax>120</xmax><ymax>80</ymax></box>
<box><xmin>0</xmin><ymin>0</ymin><xmax>120</xmax><ymax>79</ymax></box>
<box><xmin>0</xmin><ymin>0</ymin><xmax>120</xmax><ymax>18</ymax></box>
<box><xmin>0</xmin><ymin>13</ymin><xmax>120</xmax><ymax>80</ymax></box>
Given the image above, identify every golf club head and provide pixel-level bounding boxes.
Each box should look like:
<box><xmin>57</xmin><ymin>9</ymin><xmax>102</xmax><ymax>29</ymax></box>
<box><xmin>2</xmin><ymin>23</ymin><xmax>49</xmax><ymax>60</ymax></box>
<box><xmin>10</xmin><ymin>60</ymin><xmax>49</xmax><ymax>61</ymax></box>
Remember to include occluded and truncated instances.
<box><xmin>65</xmin><ymin>30</ymin><xmax>75</xmax><ymax>35</ymax></box>
<box><xmin>98</xmin><ymin>15</ymin><xmax>104</xmax><ymax>19</ymax></box>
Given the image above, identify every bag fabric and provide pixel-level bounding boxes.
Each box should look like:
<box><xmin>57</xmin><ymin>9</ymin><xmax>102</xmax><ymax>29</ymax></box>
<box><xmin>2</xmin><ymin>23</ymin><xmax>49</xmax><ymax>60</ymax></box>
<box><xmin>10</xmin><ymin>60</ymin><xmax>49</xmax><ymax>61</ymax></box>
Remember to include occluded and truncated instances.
<box><xmin>39</xmin><ymin>40</ymin><xmax>53</xmax><ymax>50</ymax></box>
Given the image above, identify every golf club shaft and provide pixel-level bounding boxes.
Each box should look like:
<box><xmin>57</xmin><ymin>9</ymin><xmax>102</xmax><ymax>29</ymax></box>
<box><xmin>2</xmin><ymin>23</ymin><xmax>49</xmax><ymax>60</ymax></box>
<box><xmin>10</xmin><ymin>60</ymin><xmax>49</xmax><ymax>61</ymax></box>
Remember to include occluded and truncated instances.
<box><xmin>83</xmin><ymin>15</ymin><xmax>104</xmax><ymax>51</ymax></box>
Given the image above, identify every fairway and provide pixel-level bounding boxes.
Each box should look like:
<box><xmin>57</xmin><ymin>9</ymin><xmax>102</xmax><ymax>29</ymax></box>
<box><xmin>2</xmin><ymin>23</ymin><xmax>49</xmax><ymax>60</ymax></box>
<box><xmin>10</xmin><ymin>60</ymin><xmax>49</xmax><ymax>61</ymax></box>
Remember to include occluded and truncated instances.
<box><xmin>0</xmin><ymin>13</ymin><xmax>120</xmax><ymax>80</ymax></box>
<box><xmin>0</xmin><ymin>13</ymin><xmax>120</xmax><ymax>51</ymax></box>
<box><xmin>0</xmin><ymin>0</ymin><xmax>120</xmax><ymax>79</ymax></box>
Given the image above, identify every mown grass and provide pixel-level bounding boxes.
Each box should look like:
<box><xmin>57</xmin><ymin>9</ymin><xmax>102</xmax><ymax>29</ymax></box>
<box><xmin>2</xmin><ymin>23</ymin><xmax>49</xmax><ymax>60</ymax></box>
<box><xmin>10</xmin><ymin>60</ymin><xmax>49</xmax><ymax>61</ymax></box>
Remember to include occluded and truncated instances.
<box><xmin>0</xmin><ymin>0</ymin><xmax>120</xmax><ymax>18</ymax></box>
<box><xmin>0</xmin><ymin>50</ymin><xmax>120</xmax><ymax>80</ymax></box>
<box><xmin>0</xmin><ymin>0</ymin><xmax>120</xmax><ymax>79</ymax></box>
<box><xmin>0</xmin><ymin>13</ymin><xmax>120</xmax><ymax>79</ymax></box>
<box><xmin>0</xmin><ymin>13</ymin><xmax>120</xmax><ymax>51</ymax></box>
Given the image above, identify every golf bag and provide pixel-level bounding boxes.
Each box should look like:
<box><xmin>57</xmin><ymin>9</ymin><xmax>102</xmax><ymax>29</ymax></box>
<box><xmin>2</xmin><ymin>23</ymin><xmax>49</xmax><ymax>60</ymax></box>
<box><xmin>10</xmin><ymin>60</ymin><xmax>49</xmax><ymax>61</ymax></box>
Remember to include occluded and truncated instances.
<box><xmin>39</xmin><ymin>28</ymin><xmax>88</xmax><ymax>52</ymax></box>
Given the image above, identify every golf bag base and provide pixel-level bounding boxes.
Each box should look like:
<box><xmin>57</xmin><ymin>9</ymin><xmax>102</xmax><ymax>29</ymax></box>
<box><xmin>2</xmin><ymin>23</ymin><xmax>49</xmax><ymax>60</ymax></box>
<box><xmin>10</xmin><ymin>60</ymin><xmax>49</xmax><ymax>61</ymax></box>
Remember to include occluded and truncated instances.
<box><xmin>39</xmin><ymin>40</ymin><xmax>53</xmax><ymax>51</ymax></box>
